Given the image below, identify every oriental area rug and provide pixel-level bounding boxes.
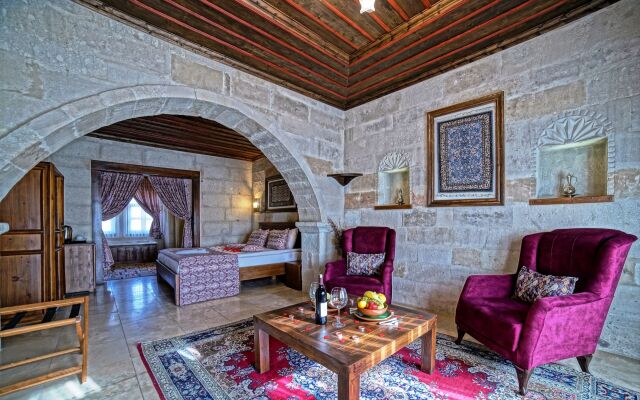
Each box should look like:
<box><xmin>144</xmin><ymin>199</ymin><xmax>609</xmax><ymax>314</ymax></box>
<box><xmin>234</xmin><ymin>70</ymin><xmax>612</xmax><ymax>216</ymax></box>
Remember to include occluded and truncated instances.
<box><xmin>138</xmin><ymin>319</ymin><xmax>638</xmax><ymax>400</ymax></box>
<box><xmin>105</xmin><ymin>262</ymin><xmax>156</xmax><ymax>280</ymax></box>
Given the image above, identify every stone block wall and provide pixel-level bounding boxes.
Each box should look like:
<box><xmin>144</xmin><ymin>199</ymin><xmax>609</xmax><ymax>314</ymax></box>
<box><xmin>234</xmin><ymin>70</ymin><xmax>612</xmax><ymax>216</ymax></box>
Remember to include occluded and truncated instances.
<box><xmin>344</xmin><ymin>0</ymin><xmax>640</xmax><ymax>359</ymax></box>
<box><xmin>0</xmin><ymin>0</ymin><xmax>345</xmax><ymax>225</ymax></box>
<box><xmin>252</xmin><ymin>157</ymin><xmax>299</xmax><ymax>228</ymax></box>
<box><xmin>46</xmin><ymin>136</ymin><xmax>253</xmax><ymax>245</ymax></box>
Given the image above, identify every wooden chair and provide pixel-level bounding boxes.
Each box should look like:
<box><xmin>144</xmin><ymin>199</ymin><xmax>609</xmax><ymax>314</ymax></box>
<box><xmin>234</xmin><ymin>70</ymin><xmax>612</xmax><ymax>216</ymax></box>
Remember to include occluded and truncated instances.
<box><xmin>0</xmin><ymin>296</ymin><xmax>89</xmax><ymax>396</ymax></box>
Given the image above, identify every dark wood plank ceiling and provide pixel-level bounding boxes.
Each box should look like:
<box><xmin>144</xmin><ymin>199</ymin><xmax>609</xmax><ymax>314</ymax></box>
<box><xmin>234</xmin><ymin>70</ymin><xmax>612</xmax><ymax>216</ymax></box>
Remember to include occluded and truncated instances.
<box><xmin>83</xmin><ymin>0</ymin><xmax>617</xmax><ymax>109</ymax></box>
<box><xmin>88</xmin><ymin>115</ymin><xmax>264</xmax><ymax>161</ymax></box>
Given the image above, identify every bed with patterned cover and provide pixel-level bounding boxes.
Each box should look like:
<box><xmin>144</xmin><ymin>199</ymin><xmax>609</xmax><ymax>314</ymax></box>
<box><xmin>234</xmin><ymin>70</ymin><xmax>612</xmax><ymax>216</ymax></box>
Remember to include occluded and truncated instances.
<box><xmin>156</xmin><ymin>222</ymin><xmax>300</xmax><ymax>306</ymax></box>
<box><xmin>155</xmin><ymin>248</ymin><xmax>239</xmax><ymax>306</ymax></box>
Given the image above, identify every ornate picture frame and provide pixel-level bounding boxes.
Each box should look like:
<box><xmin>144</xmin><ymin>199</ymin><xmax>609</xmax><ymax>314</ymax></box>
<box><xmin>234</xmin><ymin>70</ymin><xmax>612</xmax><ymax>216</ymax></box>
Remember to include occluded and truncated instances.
<box><xmin>426</xmin><ymin>92</ymin><xmax>504</xmax><ymax>207</ymax></box>
<box><xmin>265</xmin><ymin>174</ymin><xmax>297</xmax><ymax>212</ymax></box>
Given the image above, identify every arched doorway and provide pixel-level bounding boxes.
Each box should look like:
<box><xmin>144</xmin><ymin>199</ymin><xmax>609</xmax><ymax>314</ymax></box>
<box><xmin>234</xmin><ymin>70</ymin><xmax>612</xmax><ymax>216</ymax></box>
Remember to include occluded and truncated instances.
<box><xmin>0</xmin><ymin>84</ymin><xmax>324</xmax><ymax>222</ymax></box>
<box><xmin>0</xmin><ymin>84</ymin><xmax>333</xmax><ymax>288</ymax></box>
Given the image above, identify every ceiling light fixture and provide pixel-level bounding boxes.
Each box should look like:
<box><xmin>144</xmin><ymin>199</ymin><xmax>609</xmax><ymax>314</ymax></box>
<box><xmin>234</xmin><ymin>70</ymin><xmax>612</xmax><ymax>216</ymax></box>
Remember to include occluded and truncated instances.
<box><xmin>359</xmin><ymin>0</ymin><xmax>375</xmax><ymax>13</ymax></box>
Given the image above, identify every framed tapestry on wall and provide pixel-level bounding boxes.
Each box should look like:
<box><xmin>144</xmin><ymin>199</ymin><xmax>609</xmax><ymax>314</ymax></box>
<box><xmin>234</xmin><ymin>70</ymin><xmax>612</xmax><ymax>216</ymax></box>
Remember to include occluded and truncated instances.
<box><xmin>426</xmin><ymin>91</ymin><xmax>504</xmax><ymax>207</ymax></box>
<box><xmin>265</xmin><ymin>174</ymin><xmax>297</xmax><ymax>212</ymax></box>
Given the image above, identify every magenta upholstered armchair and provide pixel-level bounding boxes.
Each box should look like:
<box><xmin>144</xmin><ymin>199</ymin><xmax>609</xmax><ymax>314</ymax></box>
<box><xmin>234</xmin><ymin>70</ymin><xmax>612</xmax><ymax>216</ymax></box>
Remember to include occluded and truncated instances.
<box><xmin>455</xmin><ymin>228</ymin><xmax>637</xmax><ymax>395</ymax></box>
<box><xmin>324</xmin><ymin>227</ymin><xmax>396</xmax><ymax>304</ymax></box>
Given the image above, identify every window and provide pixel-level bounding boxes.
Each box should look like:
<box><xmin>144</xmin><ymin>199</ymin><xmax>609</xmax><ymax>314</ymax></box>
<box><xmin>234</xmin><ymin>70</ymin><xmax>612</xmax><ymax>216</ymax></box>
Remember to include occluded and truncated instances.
<box><xmin>102</xmin><ymin>199</ymin><xmax>153</xmax><ymax>238</ymax></box>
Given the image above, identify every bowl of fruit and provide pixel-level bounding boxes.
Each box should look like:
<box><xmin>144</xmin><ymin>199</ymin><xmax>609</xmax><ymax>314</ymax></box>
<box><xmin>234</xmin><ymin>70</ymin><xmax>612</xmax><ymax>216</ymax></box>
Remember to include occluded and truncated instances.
<box><xmin>357</xmin><ymin>291</ymin><xmax>388</xmax><ymax>317</ymax></box>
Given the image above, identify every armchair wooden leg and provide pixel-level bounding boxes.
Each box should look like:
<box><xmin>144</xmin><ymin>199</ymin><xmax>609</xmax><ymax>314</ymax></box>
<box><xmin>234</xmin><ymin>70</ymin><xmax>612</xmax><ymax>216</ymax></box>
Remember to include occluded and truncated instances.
<box><xmin>455</xmin><ymin>327</ymin><xmax>465</xmax><ymax>345</ymax></box>
<box><xmin>515</xmin><ymin>366</ymin><xmax>533</xmax><ymax>396</ymax></box>
<box><xmin>577</xmin><ymin>355</ymin><xmax>593</xmax><ymax>373</ymax></box>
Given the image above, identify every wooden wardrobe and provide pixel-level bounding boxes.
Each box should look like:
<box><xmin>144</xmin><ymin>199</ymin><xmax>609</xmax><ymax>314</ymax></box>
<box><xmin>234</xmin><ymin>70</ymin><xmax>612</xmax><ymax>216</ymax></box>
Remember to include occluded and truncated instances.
<box><xmin>0</xmin><ymin>162</ymin><xmax>65</xmax><ymax>307</ymax></box>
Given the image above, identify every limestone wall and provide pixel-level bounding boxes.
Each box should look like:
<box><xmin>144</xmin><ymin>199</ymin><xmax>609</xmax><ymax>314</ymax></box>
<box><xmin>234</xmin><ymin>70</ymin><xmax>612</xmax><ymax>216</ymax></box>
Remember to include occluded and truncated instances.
<box><xmin>0</xmin><ymin>0</ymin><xmax>345</xmax><ymax>225</ymax></box>
<box><xmin>344</xmin><ymin>0</ymin><xmax>640</xmax><ymax>359</ymax></box>
<box><xmin>47</xmin><ymin>136</ymin><xmax>253</xmax><ymax>245</ymax></box>
<box><xmin>252</xmin><ymin>157</ymin><xmax>299</xmax><ymax>229</ymax></box>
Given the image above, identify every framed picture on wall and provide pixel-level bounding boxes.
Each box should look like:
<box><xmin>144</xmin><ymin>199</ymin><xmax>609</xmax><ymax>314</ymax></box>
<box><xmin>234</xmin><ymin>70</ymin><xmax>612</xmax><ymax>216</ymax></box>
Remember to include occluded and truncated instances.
<box><xmin>265</xmin><ymin>174</ymin><xmax>297</xmax><ymax>212</ymax></box>
<box><xmin>426</xmin><ymin>91</ymin><xmax>504</xmax><ymax>207</ymax></box>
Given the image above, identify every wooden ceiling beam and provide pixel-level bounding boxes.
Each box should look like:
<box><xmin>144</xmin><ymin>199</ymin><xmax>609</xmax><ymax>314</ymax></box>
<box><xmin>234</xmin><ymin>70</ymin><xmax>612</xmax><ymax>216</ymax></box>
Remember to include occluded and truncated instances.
<box><xmin>348</xmin><ymin>0</ymin><xmax>576</xmax><ymax>98</ymax></box>
<box><xmin>198</xmin><ymin>0</ymin><xmax>349</xmax><ymax>77</ymax></box>
<box><xmin>89</xmin><ymin>132</ymin><xmax>262</xmax><ymax>160</ymax></box>
<box><xmin>279</xmin><ymin>0</ymin><xmax>361</xmax><ymax>49</ymax></box>
<box><xmin>81</xmin><ymin>0</ymin><xmax>616</xmax><ymax>110</ymax></box>
<box><xmin>319</xmin><ymin>0</ymin><xmax>376</xmax><ymax>41</ymax></box>
<box><xmin>235</xmin><ymin>0</ymin><xmax>352</xmax><ymax>59</ymax></box>
<box><xmin>387</xmin><ymin>0</ymin><xmax>410</xmax><ymax>21</ymax></box>
<box><xmin>350</xmin><ymin>0</ymin><xmax>467</xmax><ymax>64</ymax></box>
<box><xmin>105</xmin><ymin>120</ymin><xmax>261</xmax><ymax>150</ymax></box>
<box><xmin>130</xmin><ymin>0</ymin><xmax>349</xmax><ymax>94</ymax></box>
<box><xmin>349</xmin><ymin>0</ymin><xmax>506</xmax><ymax>79</ymax></box>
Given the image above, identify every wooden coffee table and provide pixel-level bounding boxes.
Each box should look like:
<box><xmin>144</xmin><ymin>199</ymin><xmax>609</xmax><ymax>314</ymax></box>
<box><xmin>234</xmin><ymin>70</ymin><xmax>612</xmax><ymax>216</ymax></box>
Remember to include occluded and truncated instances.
<box><xmin>253</xmin><ymin>301</ymin><xmax>437</xmax><ymax>400</ymax></box>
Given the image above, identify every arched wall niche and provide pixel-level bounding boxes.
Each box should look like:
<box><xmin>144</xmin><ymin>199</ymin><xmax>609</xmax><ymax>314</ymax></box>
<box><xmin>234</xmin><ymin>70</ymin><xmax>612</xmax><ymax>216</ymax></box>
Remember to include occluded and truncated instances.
<box><xmin>534</xmin><ymin>110</ymin><xmax>615</xmax><ymax>198</ymax></box>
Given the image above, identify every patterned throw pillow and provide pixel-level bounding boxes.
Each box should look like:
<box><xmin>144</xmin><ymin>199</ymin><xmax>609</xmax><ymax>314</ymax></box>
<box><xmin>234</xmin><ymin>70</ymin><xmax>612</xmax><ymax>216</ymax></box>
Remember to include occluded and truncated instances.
<box><xmin>241</xmin><ymin>244</ymin><xmax>267</xmax><ymax>252</ymax></box>
<box><xmin>346</xmin><ymin>252</ymin><xmax>385</xmax><ymax>276</ymax></box>
<box><xmin>266</xmin><ymin>229</ymin><xmax>289</xmax><ymax>250</ymax></box>
<box><xmin>513</xmin><ymin>266</ymin><xmax>578</xmax><ymax>303</ymax></box>
<box><xmin>247</xmin><ymin>229</ymin><xmax>269</xmax><ymax>246</ymax></box>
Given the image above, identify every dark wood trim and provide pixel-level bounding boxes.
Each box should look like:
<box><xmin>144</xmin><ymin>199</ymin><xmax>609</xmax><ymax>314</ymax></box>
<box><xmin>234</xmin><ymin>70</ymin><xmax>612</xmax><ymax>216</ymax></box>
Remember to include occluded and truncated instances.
<box><xmin>91</xmin><ymin>161</ymin><xmax>200</xmax><ymax>178</ymax></box>
<box><xmin>528</xmin><ymin>195</ymin><xmax>614</xmax><ymax>205</ymax></box>
<box><xmin>155</xmin><ymin>260</ymin><xmax>180</xmax><ymax>305</ymax></box>
<box><xmin>425</xmin><ymin>91</ymin><xmax>504</xmax><ymax>207</ymax></box>
<box><xmin>373</xmin><ymin>204</ymin><xmax>412</xmax><ymax>210</ymax></box>
<box><xmin>239</xmin><ymin>263</ymin><xmax>286</xmax><ymax>281</ymax></box>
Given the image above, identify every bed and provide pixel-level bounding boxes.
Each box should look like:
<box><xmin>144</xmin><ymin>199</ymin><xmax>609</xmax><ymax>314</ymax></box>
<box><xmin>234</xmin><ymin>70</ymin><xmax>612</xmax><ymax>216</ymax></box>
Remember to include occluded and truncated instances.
<box><xmin>156</xmin><ymin>222</ymin><xmax>301</xmax><ymax>305</ymax></box>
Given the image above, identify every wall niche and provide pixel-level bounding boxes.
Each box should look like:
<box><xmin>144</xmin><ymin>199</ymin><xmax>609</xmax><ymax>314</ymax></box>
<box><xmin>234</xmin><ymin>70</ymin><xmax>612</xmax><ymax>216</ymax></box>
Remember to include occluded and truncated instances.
<box><xmin>375</xmin><ymin>152</ymin><xmax>411</xmax><ymax>210</ymax></box>
<box><xmin>531</xmin><ymin>112</ymin><xmax>614</xmax><ymax>205</ymax></box>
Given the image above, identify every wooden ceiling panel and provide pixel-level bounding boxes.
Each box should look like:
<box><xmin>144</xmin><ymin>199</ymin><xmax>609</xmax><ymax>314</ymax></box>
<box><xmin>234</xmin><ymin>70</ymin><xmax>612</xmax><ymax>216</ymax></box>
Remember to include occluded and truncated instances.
<box><xmin>84</xmin><ymin>0</ymin><xmax>618</xmax><ymax>109</ymax></box>
<box><xmin>88</xmin><ymin>115</ymin><xmax>264</xmax><ymax>161</ymax></box>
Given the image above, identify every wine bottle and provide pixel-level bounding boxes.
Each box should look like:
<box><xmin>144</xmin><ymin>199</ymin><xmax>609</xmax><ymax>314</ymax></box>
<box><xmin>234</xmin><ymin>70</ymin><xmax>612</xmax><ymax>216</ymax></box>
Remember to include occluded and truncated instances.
<box><xmin>315</xmin><ymin>274</ymin><xmax>327</xmax><ymax>325</ymax></box>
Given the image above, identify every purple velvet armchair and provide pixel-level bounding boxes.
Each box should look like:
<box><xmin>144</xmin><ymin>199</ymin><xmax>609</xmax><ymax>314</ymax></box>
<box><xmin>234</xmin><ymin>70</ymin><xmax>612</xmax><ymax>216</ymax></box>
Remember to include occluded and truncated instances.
<box><xmin>455</xmin><ymin>228</ymin><xmax>637</xmax><ymax>395</ymax></box>
<box><xmin>324</xmin><ymin>227</ymin><xmax>395</xmax><ymax>304</ymax></box>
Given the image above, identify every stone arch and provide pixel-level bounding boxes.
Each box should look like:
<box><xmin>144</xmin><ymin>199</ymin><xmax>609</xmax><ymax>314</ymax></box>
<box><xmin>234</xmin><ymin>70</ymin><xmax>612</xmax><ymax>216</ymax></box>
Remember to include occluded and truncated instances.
<box><xmin>0</xmin><ymin>84</ymin><xmax>325</xmax><ymax>222</ymax></box>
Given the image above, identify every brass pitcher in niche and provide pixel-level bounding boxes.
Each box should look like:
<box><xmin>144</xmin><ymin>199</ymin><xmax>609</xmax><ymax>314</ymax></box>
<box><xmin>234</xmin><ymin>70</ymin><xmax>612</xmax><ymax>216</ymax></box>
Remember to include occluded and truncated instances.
<box><xmin>562</xmin><ymin>174</ymin><xmax>578</xmax><ymax>197</ymax></box>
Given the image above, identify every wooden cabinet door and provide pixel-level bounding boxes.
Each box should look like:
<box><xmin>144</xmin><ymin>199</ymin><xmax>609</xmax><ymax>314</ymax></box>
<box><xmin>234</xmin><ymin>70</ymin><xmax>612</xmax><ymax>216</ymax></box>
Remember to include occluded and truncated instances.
<box><xmin>0</xmin><ymin>254</ymin><xmax>42</xmax><ymax>306</ymax></box>
<box><xmin>65</xmin><ymin>244</ymin><xmax>95</xmax><ymax>293</ymax></box>
<box><xmin>0</xmin><ymin>167</ymin><xmax>45</xmax><ymax>306</ymax></box>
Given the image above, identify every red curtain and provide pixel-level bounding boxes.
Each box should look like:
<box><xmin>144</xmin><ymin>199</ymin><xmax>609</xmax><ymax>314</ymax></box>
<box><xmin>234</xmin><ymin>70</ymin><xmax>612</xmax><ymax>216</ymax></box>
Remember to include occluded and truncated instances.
<box><xmin>99</xmin><ymin>171</ymin><xmax>144</xmax><ymax>269</ymax></box>
<box><xmin>134</xmin><ymin>178</ymin><xmax>163</xmax><ymax>239</ymax></box>
<box><xmin>149</xmin><ymin>176</ymin><xmax>193</xmax><ymax>248</ymax></box>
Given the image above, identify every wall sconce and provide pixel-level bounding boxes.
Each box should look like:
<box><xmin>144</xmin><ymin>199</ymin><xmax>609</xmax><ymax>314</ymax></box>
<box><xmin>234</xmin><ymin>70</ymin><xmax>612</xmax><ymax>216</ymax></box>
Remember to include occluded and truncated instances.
<box><xmin>360</xmin><ymin>0</ymin><xmax>375</xmax><ymax>13</ymax></box>
<box><xmin>253</xmin><ymin>199</ymin><xmax>260</xmax><ymax>211</ymax></box>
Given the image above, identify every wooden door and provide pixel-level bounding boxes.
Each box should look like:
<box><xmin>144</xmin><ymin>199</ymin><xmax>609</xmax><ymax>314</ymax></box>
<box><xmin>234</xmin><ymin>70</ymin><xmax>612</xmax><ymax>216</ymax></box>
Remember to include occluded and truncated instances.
<box><xmin>0</xmin><ymin>167</ymin><xmax>46</xmax><ymax>306</ymax></box>
<box><xmin>54</xmin><ymin>169</ymin><xmax>65</xmax><ymax>299</ymax></box>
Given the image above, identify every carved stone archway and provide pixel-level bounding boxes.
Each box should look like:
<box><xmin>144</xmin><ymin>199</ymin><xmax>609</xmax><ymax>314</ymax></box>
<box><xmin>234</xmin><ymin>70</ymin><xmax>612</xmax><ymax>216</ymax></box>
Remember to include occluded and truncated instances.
<box><xmin>0</xmin><ymin>84</ymin><xmax>325</xmax><ymax>222</ymax></box>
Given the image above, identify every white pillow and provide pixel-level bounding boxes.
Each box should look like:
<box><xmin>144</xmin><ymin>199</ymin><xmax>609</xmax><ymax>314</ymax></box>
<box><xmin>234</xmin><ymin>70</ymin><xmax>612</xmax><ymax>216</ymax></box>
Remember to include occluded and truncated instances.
<box><xmin>286</xmin><ymin>228</ymin><xmax>298</xmax><ymax>249</ymax></box>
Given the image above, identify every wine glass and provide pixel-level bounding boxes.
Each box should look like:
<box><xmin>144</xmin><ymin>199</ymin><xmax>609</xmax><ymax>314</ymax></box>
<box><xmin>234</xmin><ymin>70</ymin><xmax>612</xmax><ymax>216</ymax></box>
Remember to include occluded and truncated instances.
<box><xmin>309</xmin><ymin>282</ymin><xmax>319</xmax><ymax>308</ymax></box>
<box><xmin>330</xmin><ymin>287</ymin><xmax>348</xmax><ymax>328</ymax></box>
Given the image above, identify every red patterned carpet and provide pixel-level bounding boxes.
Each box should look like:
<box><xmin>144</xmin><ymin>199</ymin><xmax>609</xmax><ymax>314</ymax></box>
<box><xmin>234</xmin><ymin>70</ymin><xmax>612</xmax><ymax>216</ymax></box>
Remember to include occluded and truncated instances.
<box><xmin>138</xmin><ymin>319</ymin><xmax>638</xmax><ymax>399</ymax></box>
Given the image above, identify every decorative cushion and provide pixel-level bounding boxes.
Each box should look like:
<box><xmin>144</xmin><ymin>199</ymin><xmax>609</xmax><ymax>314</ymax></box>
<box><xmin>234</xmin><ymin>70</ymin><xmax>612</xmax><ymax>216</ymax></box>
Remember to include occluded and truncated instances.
<box><xmin>346</xmin><ymin>252</ymin><xmax>385</xmax><ymax>276</ymax></box>
<box><xmin>513</xmin><ymin>266</ymin><xmax>578</xmax><ymax>303</ymax></box>
<box><xmin>247</xmin><ymin>229</ymin><xmax>269</xmax><ymax>246</ymax></box>
<box><xmin>266</xmin><ymin>229</ymin><xmax>289</xmax><ymax>250</ymax></box>
<box><xmin>242</xmin><ymin>244</ymin><xmax>267</xmax><ymax>252</ymax></box>
<box><xmin>286</xmin><ymin>228</ymin><xmax>299</xmax><ymax>249</ymax></box>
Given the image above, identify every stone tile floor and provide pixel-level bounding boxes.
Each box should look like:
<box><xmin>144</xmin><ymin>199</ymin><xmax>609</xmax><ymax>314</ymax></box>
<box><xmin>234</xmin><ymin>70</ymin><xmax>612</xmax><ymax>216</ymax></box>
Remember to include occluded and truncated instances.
<box><xmin>1</xmin><ymin>276</ymin><xmax>638</xmax><ymax>399</ymax></box>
